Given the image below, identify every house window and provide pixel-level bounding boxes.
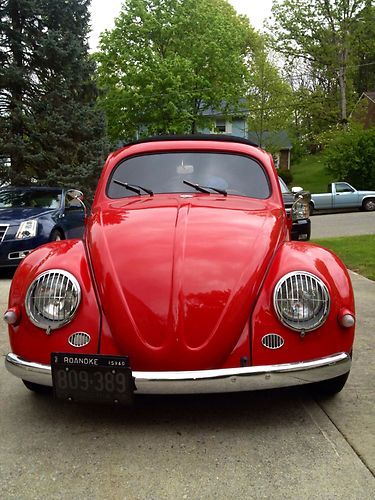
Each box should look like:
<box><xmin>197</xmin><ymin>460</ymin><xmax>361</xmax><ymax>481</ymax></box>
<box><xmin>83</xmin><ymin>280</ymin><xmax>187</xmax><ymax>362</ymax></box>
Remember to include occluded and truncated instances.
<box><xmin>215</xmin><ymin>119</ymin><xmax>232</xmax><ymax>134</ymax></box>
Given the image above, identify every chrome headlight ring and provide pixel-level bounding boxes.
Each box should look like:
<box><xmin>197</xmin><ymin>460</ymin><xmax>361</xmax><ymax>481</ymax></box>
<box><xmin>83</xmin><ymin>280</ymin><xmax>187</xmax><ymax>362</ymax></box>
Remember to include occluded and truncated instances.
<box><xmin>25</xmin><ymin>269</ymin><xmax>81</xmax><ymax>331</ymax></box>
<box><xmin>273</xmin><ymin>271</ymin><xmax>330</xmax><ymax>332</ymax></box>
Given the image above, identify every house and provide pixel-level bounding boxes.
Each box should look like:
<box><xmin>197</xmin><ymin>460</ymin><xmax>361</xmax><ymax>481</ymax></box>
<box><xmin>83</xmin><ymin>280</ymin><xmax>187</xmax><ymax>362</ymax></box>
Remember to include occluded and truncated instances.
<box><xmin>350</xmin><ymin>91</ymin><xmax>375</xmax><ymax>128</ymax></box>
<box><xmin>200</xmin><ymin>107</ymin><xmax>292</xmax><ymax>170</ymax></box>
<box><xmin>247</xmin><ymin>130</ymin><xmax>292</xmax><ymax>170</ymax></box>
<box><xmin>199</xmin><ymin>99</ymin><xmax>249</xmax><ymax>137</ymax></box>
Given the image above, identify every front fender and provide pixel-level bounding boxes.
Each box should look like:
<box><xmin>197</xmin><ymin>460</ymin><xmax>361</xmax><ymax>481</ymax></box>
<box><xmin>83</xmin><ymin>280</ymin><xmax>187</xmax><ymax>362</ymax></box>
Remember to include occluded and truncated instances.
<box><xmin>251</xmin><ymin>242</ymin><xmax>355</xmax><ymax>366</ymax></box>
<box><xmin>36</xmin><ymin>212</ymin><xmax>60</xmax><ymax>240</ymax></box>
<box><xmin>361</xmin><ymin>194</ymin><xmax>375</xmax><ymax>203</ymax></box>
<box><xmin>7</xmin><ymin>240</ymin><xmax>101</xmax><ymax>365</ymax></box>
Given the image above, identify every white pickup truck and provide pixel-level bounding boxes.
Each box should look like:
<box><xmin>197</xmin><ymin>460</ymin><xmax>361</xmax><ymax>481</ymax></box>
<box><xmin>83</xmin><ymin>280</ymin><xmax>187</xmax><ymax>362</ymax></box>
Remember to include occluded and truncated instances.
<box><xmin>310</xmin><ymin>182</ymin><xmax>375</xmax><ymax>213</ymax></box>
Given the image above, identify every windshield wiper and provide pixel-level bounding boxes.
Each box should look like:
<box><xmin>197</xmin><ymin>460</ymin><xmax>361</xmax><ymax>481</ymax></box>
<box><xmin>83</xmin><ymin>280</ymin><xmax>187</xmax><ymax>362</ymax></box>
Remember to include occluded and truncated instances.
<box><xmin>113</xmin><ymin>179</ymin><xmax>153</xmax><ymax>196</ymax></box>
<box><xmin>183</xmin><ymin>179</ymin><xmax>227</xmax><ymax>196</ymax></box>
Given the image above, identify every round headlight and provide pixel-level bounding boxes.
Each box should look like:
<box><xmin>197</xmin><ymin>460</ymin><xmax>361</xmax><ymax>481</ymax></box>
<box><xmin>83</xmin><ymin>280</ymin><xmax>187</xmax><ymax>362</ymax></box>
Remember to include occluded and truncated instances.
<box><xmin>273</xmin><ymin>272</ymin><xmax>330</xmax><ymax>332</ymax></box>
<box><xmin>26</xmin><ymin>270</ymin><xmax>81</xmax><ymax>330</ymax></box>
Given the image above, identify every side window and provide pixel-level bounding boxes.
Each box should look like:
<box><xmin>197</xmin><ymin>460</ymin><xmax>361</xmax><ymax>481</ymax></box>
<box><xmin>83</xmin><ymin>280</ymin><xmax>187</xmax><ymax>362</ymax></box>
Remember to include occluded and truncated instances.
<box><xmin>336</xmin><ymin>183</ymin><xmax>354</xmax><ymax>193</ymax></box>
<box><xmin>50</xmin><ymin>195</ymin><xmax>61</xmax><ymax>209</ymax></box>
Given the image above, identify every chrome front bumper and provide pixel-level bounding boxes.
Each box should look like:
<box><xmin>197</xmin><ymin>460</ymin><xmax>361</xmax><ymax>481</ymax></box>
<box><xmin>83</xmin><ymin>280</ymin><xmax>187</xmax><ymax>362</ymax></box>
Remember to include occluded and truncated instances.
<box><xmin>5</xmin><ymin>352</ymin><xmax>351</xmax><ymax>394</ymax></box>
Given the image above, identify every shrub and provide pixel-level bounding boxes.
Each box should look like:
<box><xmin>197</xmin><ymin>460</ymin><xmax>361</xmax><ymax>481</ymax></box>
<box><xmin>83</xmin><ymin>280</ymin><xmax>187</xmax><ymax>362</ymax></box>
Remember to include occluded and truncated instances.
<box><xmin>290</xmin><ymin>138</ymin><xmax>307</xmax><ymax>165</ymax></box>
<box><xmin>324</xmin><ymin>126</ymin><xmax>375</xmax><ymax>190</ymax></box>
<box><xmin>278</xmin><ymin>169</ymin><xmax>294</xmax><ymax>185</ymax></box>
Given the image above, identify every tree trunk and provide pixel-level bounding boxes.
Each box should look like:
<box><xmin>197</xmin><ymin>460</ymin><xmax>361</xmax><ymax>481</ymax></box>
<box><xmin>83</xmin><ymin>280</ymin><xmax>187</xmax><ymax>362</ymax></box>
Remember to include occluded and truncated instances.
<box><xmin>9</xmin><ymin>0</ymin><xmax>25</xmax><ymax>174</ymax></box>
<box><xmin>338</xmin><ymin>49</ymin><xmax>348</xmax><ymax>126</ymax></box>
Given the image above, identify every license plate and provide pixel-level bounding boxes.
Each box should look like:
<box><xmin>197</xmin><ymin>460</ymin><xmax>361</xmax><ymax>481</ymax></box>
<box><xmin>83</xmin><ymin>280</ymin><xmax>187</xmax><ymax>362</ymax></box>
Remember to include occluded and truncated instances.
<box><xmin>51</xmin><ymin>353</ymin><xmax>134</xmax><ymax>405</ymax></box>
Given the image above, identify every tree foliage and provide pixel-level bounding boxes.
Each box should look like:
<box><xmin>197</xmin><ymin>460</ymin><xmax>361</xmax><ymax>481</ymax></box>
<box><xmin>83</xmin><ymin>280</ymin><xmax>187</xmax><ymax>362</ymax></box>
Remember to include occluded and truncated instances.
<box><xmin>324</xmin><ymin>126</ymin><xmax>375</xmax><ymax>189</ymax></box>
<box><xmin>0</xmin><ymin>0</ymin><xmax>108</xmax><ymax>192</ymax></box>
<box><xmin>352</xmin><ymin>1</ymin><xmax>375</xmax><ymax>95</ymax></box>
<box><xmin>246</xmin><ymin>38</ymin><xmax>293</xmax><ymax>149</ymax></box>
<box><xmin>269</xmin><ymin>0</ymin><xmax>372</xmax><ymax>128</ymax></box>
<box><xmin>96</xmin><ymin>0</ymin><xmax>255</xmax><ymax>142</ymax></box>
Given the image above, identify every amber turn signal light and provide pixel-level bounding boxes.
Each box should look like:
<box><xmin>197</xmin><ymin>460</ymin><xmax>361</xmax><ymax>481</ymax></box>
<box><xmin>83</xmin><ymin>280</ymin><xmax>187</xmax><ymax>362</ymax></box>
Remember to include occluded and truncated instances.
<box><xmin>3</xmin><ymin>308</ymin><xmax>20</xmax><ymax>325</ymax></box>
<box><xmin>338</xmin><ymin>309</ymin><xmax>355</xmax><ymax>328</ymax></box>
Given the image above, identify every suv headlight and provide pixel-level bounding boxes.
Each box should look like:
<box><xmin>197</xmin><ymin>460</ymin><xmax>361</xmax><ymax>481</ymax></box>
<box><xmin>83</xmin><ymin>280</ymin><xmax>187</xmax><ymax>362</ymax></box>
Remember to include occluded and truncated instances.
<box><xmin>292</xmin><ymin>199</ymin><xmax>310</xmax><ymax>221</ymax></box>
<box><xmin>16</xmin><ymin>219</ymin><xmax>38</xmax><ymax>239</ymax></box>
<box><xmin>273</xmin><ymin>272</ymin><xmax>330</xmax><ymax>332</ymax></box>
<box><xmin>25</xmin><ymin>270</ymin><xmax>81</xmax><ymax>330</ymax></box>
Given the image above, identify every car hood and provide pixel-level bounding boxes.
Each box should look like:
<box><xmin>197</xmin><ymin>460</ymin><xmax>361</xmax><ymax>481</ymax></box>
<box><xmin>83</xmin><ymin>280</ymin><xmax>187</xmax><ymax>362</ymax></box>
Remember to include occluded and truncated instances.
<box><xmin>0</xmin><ymin>207</ymin><xmax>57</xmax><ymax>224</ymax></box>
<box><xmin>282</xmin><ymin>192</ymin><xmax>294</xmax><ymax>208</ymax></box>
<box><xmin>87</xmin><ymin>195</ymin><xmax>285</xmax><ymax>370</ymax></box>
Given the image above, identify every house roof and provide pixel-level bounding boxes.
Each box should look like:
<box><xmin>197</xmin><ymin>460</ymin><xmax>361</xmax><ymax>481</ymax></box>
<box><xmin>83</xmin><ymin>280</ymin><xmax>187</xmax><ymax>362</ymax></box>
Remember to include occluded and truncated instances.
<box><xmin>349</xmin><ymin>90</ymin><xmax>375</xmax><ymax>120</ymax></box>
<box><xmin>248</xmin><ymin>130</ymin><xmax>292</xmax><ymax>150</ymax></box>
<box><xmin>201</xmin><ymin>98</ymin><xmax>248</xmax><ymax>117</ymax></box>
<box><xmin>363</xmin><ymin>92</ymin><xmax>375</xmax><ymax>103</ymax></box>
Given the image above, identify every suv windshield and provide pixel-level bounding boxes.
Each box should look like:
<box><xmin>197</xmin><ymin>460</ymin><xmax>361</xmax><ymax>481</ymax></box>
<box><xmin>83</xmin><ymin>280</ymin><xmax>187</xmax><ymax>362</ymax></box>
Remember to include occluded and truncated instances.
<box><xmin>278</xmin><ymin>177</ymin><xmax>290</xmax><ymax>194</ymax></box>
<box><xmin>108</xmin><ymin>152</ymin><xmax>270</xmax><ymax>199</ymax></box>
<box><xmin>0</xmin><ymin>189</ymin><xmax>62</xmax><ymax>209</ymax></box>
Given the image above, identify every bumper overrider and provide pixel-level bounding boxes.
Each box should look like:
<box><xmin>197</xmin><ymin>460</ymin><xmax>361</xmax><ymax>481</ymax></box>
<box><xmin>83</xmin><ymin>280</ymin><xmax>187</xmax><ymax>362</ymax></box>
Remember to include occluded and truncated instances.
<box><xmin>5</xmin><ymin>352</ymin><xmax>351</xmax><ymax>395</ymax></box>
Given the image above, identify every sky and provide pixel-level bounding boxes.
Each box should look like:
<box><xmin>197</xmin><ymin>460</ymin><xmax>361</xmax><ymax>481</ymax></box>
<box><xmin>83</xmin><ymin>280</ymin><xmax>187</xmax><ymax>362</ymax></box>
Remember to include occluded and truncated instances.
<box><xmin>88</xmin><ymin>0</ymin><xmax>274</xmax><ymax>51</ymax></box>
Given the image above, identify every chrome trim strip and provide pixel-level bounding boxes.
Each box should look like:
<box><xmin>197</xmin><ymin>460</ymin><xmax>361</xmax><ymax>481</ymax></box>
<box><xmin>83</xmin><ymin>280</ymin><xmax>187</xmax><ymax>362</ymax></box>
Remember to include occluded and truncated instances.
<box><xmin>5</xmin><ymin>352</ymin><xmax>351</xmax><ymax>395</ymax></box>
<box><xmin>8</xmin><ymin>250</ymin><xmax>31</xmax><ymax>260</ymax></box>
<box><xmin>0</xmin><ymin>224</ymin><xmax>9</xmax><ymax>243</ymax></box>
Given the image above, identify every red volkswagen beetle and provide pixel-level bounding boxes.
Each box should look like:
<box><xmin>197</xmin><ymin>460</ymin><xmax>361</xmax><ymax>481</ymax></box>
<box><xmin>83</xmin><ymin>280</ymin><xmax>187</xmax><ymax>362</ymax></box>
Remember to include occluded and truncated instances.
<box><xmin>4</xmin><ymin>135</ymin><xmax>355</xmax><ymax>404</ymax></box>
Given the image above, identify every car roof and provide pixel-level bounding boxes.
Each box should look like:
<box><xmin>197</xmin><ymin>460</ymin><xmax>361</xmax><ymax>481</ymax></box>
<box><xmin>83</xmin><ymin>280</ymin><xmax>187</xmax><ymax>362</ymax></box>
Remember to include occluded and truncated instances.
<box><xmin>124</xmin><ymin>134</ymin><xmax>259</xmax><ymax>148</ymax></box>
<box><xmin>0</xmin><ymin>186</ymin><xmax>64</xmax><ymax>192</ymax></box>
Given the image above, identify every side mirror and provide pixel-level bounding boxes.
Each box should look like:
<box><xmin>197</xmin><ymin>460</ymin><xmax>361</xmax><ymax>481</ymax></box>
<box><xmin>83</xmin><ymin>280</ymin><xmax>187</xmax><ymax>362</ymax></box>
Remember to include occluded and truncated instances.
<box><xmin>291</xmin><ymin>186</ymin><xmax>303</xmax><ymax>194</ymax></box>
<box><xmin>66</xmin><ymin>189</ymin><xmax>84</xmax><ymax>200</ymax></box>
<box><xmin>66</xmin><ymin>189</ymin><xmax>87</xmax><ymax>216</ymax></box>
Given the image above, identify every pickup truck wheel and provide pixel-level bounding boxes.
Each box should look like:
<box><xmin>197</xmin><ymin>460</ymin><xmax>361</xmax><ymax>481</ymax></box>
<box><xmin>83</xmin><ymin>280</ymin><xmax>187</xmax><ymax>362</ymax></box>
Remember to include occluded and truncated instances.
<box><xmin>310</xmin><ymin>371</ymin><xmax>349</xmax><ymax>396</ymax></box>
<box><xmin>362</xmin><ymin>198</ymin><xmax>375</xmax><ymax>212</ymax></box>
<box><xmin>22</xmin><ymin>380</ymin><xmax>52</xmax><ymax>394</ymax></box>
<box><xmin>309</xmin><ymin>202</ymin><xmax>314</xmax><ymax>215</ymax></box>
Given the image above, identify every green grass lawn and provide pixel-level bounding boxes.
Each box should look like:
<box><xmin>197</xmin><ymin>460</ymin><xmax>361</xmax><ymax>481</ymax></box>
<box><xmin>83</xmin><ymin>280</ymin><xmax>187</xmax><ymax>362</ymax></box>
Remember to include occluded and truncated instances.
<box><xmin>313</xmin><ymin>235</ymin><xmax>375</xmax><ymax>281</ymax></box>
<box><xmin>291</xmin><ymin>153</ymin><xmax>333</xmax><ymax>193</ymax></box>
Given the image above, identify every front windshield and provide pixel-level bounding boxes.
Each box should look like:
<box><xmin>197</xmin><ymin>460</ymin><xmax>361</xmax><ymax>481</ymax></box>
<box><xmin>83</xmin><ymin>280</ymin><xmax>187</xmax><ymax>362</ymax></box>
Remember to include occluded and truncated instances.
<box><xmin>0</xmin><ymin>189</ymin><xmax>62</xmax><ymax>209</ymax></box>
<box><xmin>108</xmin><ymin>152</ymin><xmax>270</xmax><ymax>199</ymax></box>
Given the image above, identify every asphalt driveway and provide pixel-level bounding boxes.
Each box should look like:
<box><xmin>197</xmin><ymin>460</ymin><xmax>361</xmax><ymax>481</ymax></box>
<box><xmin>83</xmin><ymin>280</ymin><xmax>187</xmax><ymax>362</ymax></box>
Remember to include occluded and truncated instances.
<box><xmin>311</xmin><ymin>211</ymin><xmax>375</xmax><ymax>239</ymax></box>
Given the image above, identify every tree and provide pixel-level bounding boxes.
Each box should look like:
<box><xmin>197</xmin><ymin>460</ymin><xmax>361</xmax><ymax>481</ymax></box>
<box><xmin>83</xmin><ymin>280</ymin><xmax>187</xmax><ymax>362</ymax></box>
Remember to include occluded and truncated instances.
<box><xmin>286</xmin><ymin>81</ymin><xmax>339</xmax><ymax>151</ymax></box>
<box><xmin>0</xmin><ymin>0</ymin><xmax>40</xmax><ymax>179</ymax></box>
<box><xmin>352</xmin><ymin>1</ymin><xmax>375</xmax><ymax>95</ymax></box>
<box><xmin>246</xmin><ymin>38</ymin><xmax>293</xmax><ymax>149</ymax></box>
<box><xmin>0</xmin><ymin>0</ymin><xmax>108</xmax><ymax>193</ymax></box>
<box><xmin>269</xmin><ymin>0</ymin><xmax>370</xmax><ymax>126</ymax></box>
<box><xmin>96</xmin><ymin>0</ymin><xmax>255</xmax><ymax>143</ymax></box>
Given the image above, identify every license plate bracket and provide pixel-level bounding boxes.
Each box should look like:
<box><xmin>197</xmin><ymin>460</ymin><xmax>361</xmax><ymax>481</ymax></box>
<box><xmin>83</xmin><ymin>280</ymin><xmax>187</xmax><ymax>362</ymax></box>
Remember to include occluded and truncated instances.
<box><xmin>51</xmin><ymin>353</ymin><xmax>134</xmax><ymax>405</ymax></box>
